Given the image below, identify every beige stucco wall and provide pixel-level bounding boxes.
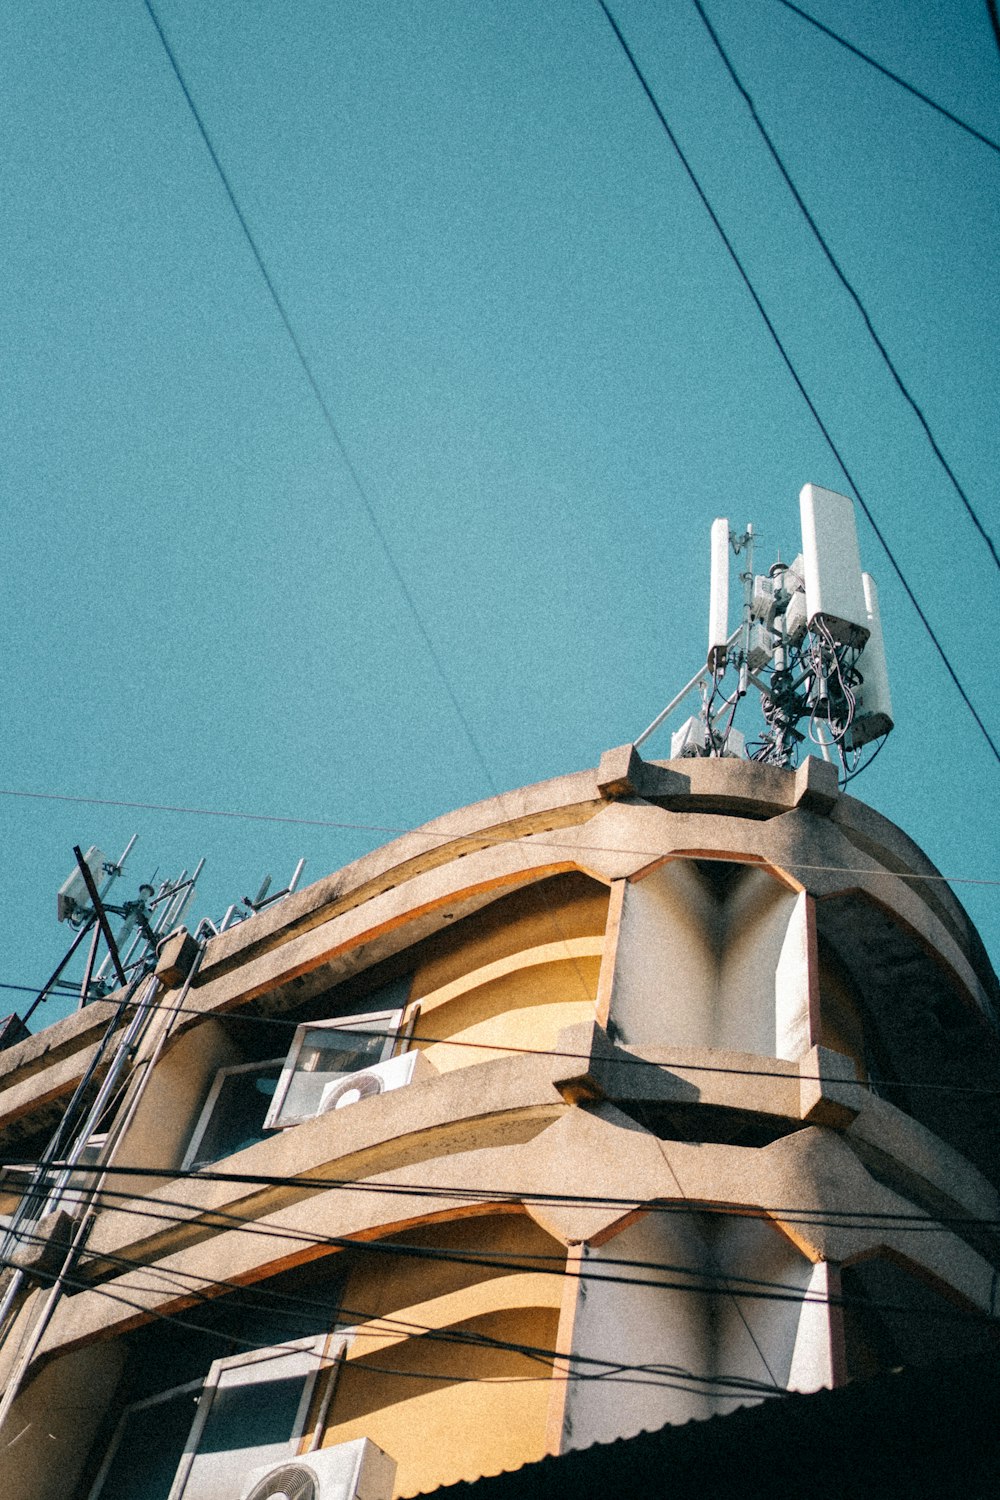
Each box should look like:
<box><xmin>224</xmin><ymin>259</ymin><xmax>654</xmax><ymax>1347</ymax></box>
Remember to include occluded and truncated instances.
<box><xmin>607</xmin><ymin>861</ymin><xmax>809</xmax><ymax>1059</ymax></box>
<box><xmin>2</xmin><ymin>1339</ymin><xmax>125</xmax><ymax>1500</ymax></box>
<box><xmin>319</xmin><ymin>1215</ymin><xmax>563</xmax><ymax>1496</ymax></box>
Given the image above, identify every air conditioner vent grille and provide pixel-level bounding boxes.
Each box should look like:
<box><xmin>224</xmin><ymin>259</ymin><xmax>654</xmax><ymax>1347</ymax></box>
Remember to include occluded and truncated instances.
<box><xmin>244</xmin><ymin>1462</ymin><xmax>317</xmax><ymax>1500</ymax></box>
<box><xmin>321</xmin><ymin>1070</ymin><xmax>387</xmax><ymax>1111</ymax></box>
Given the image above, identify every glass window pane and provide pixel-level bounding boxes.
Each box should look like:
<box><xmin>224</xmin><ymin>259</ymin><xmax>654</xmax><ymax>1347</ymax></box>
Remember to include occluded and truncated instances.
<box><xmin>192</xmin><ymin>1065</ymin><xmax>281</xmax><ymax>1168</ymax></box>
<box><xmin>280</xmin><ymin>1025</ymin><xmax>389</xmax><ymax>1123</ymax></box>
<box><xmin>196</xmin><ymin>1372</ymin><xmax>306</xmax><ymax>1455</ymax></box>
<box><xmin>177</xmin><ymin>1349</ymin><xmax>319</xmax><ymax>1500</ymax></box>
<box><xmin>95</xmin><ymin>1389</ymin><xmax>198</xmax><ymax>1500</ymax></box>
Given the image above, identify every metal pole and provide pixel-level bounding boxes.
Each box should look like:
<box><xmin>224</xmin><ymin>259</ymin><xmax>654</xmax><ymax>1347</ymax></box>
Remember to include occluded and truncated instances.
<box><xmin>73</xmin><ymin>846</ymin><xmax>127</xmax><ymax>989</ymax></box>
<box><xmin>634</xmin><ymin>626</ymin><xmax>741</xmax><ymax>749</ymax></box>
<box><xmin>0</xmin><ymin>980</ymin><xmax>139</xmax><ymax>1356</ymax></box>
<box><xmin>77</xmin><ymin>920</ymin><xmax>103</xmax><ymax>1010</ymax></box>
<box><xmin>0</xmin><ymin>972</ymin><xmax>171</xmax><ymax>1441</ymax></box>
<box><xmin>19</xmin><ymin>919</ymin><xmax>96</xmax><ymax>1027</ymax></box>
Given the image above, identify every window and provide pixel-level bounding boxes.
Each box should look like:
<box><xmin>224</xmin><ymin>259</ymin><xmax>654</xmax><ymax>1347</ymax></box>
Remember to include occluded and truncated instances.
<box><xmin>264</xmin><ymin>1010</ymin><xmax>403</xmax><ymax>1130</ymax></box>
<box><xmin>182</xmin><ymin>977</ymin><xmax>415</xmax><ymax>1168</ymax></box>
<box><xmin>88</xmin><ymin>1335</ymin><xmax>346</xmax><ymax>1500</ymax></box>
<box><xmin>183</xmin><ymin>1060</ymin><xmax>284</xmax><ymax>1172</ymax></box>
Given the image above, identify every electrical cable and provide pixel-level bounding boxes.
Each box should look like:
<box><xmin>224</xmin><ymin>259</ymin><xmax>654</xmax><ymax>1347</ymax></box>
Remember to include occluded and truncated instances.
<box><xmin>1</xmin><ymin>786</ymin><xmax>997</xmax><ymax>887</ymax></box>
<box><xmin>642</xmin><ymin>1110</ymin><xmax>780</xmax><ymax>1389</ymax></box>
<box><xmin>137</xmin><ymin>1</ymin><xmax>603</xmax><ymax>1029</ymax></box>
<box><xmin>4</xmin><ymin>992</ymin><xmax>997</xmax><ymax>1098</ymax></box>
<box><xmin>594</xmin><ymin>0</ymin><xmax>1000</xmax><ymax>767</ymax></box>
<box><xmin>8</xmin><ymin>1224</ymin><xmax>786</xmax><ymax>1398</ymax></box>
<box><xmin>13</xmin><ymin>1160</ymin><xmax>1000</xmax><ymax>1240</ymax></box>
<box><xmin>841</xmin><ymin>733</ymin><xmax>889</xmax><ymax>788</ymax></box>
<box><xmin>138</xmin><ymin>3</ymin><xmax>604</xmax><ymax>1023</ymax></box>
<box><xmin>21</xmin><ymin>1000</ymin><xmax>996</xmax><ymax>1098</ymax></box>
<box><xmin>9</xmin><ymin>1188</ymin><xmax>993</xmax><ymax>1337</ymax></box>
<box><xmin>75</xmin><ymin>1186</ymin><xmax>999</xmax><ymax>1338</ymax></box>
<box><xmin>7</xmin><ymin>1181</ymin><xmax>877</xmax><ymax>1302</ymax></box>
<box><xmin>139</xmin><ymin>2</ymin><xmax>496</xmax><ymax>807</ymax></box>
<box><xmin>988</xmin><ymin>0</ymin><xmax>1000</xmax><ymax>61</ymax></box>
<box><xmin>7</xmin><ymin>1188</ymin><xmax>995</xmax><ymax>1337</ymax></box>
<box><xmin>769</xmin><ymin>0</ymin><xmax>1000</xmax><ymax>156</ymax></box>
<box><xmin>691</xmin><ymin>0</ymin><xmax>1000</xmax><ymax>574</ymax></box>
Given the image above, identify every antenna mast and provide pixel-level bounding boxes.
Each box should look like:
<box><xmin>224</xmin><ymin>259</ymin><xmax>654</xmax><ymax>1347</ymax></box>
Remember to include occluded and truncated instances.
<box><xmin>636</xmin><ymin>483</ymin><xmax>893</xmax><ymax>784</ymax></box>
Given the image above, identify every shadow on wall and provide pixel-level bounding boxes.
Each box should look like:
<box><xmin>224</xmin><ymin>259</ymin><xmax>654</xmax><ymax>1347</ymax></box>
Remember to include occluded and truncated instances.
<box><xmin>608</xmin><ymin>860</ymin><xmax>809</xmax><ymax>1060</ymax></box>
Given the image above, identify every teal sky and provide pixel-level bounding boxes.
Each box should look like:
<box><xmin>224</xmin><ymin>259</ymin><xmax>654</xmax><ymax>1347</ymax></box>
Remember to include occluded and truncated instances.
<box><xmin>1</xmin><ymin>0</ymin><xmax>998</xmax><ymax>1028</ymax></box>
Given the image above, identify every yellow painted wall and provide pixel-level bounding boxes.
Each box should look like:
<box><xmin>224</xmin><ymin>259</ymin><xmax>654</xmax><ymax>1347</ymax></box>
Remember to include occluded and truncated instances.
<box><xmin>318</xmin><ymin>1215</ymin><xmax>565</xmax><ymax>1496</ymax></box>
<box><xmin>413</xmin><ymin>952</ymin><xmax>601</xmax><ymax>1073</ymax></box>
<box><xmin>409</xmin><ymin>874</ymin><xmax>609</xmax><ymax>998</ymax></box>
<box><xmin>403</xmin><ymin>874</ymin><xmax>608</xmax><ymax>1075</ymax></box>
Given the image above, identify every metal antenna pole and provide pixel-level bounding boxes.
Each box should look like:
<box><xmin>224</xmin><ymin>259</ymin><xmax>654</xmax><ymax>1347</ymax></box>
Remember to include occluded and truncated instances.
<box><xmin>19</xmin><ymin>920</ymin><xmax>96</xmax><ymax>1027</ymax></box>
<box><xmin>635</xmin><ymin>626</ymin><xmax>741</xmax><ymax>749</ymax></box>
<box><xmin>73</xmin><ymin>846</ymin><xmax>127</xmax><ymax>989</ymax></box>
<box><xmin>77</xmin><ymin>920</ymin><xmax>104</xmax><ymax>1010</ymax></box>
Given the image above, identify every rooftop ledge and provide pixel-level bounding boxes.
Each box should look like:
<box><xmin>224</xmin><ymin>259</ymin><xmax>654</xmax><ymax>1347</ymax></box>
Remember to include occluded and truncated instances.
<box><xmin>8</xmin><ymin>753</ymin><xmax>996</xmax><ymax>1067</ymax></box>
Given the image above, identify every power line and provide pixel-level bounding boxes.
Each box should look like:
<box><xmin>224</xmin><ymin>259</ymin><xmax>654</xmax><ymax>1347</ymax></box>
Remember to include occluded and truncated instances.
<box><xmin>139</xmin><ymin>1</ymin><xmax>498</xmax><ymax>806</ymax></box>
<box><xmin>691</xmin><ymin>0</ymin><xmax>1000</xmax><ymax>574</ymax></box>
<box><xmin>118</xmin><ymin>1005</ymin><xmax>1000</xmax><ymax>1097</ymax></box>
<box><xmin>49</xmin><ymin>1195</ymin><xmax>832</xmax><ymax>1326</ymax></box>
<box><xmin>6</xmin><ymin>1222</ymin><xmax>787</xmax><ymax>1398</ymax></box>
<box><xmin>595</xmin><ymin>1</ymin><xmax>1000</xmax><ymax>767</ymax></box>
<box><xmin>4</xmin><ymin>989</ymin><xmax>997</xmax><ymax>1097</ymax></box>
<box><xmin>14</xmin><ymin>1161</ymin><xmax>1000</xmax><ymax>1238</ymax></box>
<box><xmin>769</xmin><ymin>0</ymin><xmax>1000</xmax><ymax>156</ymax></box>
<box><xmin>14</xmin><ymin>989</ymin><xmax>1000</xmax><ymax>1098</ymax></box>
<box><xmin>3</xmin><ymin>786</ymin><xmax>999</xmax><ymax>886</ymax></box>
<box><xmin>62</xmin><ymin>1182</ymin><xmax>929</xmax><ymax>1280</ymax></box>
<box><xmin>0</xmin><ymin>785</ymin><xmax>409</xmax><ymax>834</ymax></box>
<box><xmin>134</xmin><ymin>10</ymin><xmax>596</xmax><ymax>1032</ymax></box>
<box><xmin>9</xmin><ymin>1183</ymin><xmax>996</xmax><ymax>1338</ymax></box>
<box><xmin>988</xmin><ymin>0</ymin><xmax>1000</xmax><ymax>61</ymax></box>
<box><xmin>10</xmin><ymin>1183</ymin><xmax>994</xmax><ymax>1331</ymax></box>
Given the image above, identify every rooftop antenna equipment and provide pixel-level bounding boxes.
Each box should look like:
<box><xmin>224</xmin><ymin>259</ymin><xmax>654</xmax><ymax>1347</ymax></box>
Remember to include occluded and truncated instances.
<box><xmin>799</xmin><ymin>483</ymin><xmax>869</xmax><ymax>647</ymax></box>
<box><xmin>21</xmin><ymin>839</ymin><xmax>207</xmax><ymax>1026</ymax></box>
<box><xmin>635</xmin><ymin>482</ymin><xmax>893</xmax><ymax>783</ymax></box>
<box><xmin>708</xmin><ymin>517</ymin><xmax>731</xmax><ymax>671</ymax></box>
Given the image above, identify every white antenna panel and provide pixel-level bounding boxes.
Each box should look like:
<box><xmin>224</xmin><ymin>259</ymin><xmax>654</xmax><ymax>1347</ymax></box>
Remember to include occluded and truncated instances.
<box><xmin>708</xmin><ymin>517</ymin><xmax>730</xmax><ymax>670</ymax></box>
<box><xmin>57</xmin><ymin>845</ymin><xmax>106</xmax><ymax>924</ymax></box>
<box><xmin>799</xmin><ymin>484</ymin><xmax>869</xmax><ymax>646</ymax></box>
<box><xmin>848</xmin><ymin>573</ymin><xmax>894</xmax><ymax>748</ymax></box>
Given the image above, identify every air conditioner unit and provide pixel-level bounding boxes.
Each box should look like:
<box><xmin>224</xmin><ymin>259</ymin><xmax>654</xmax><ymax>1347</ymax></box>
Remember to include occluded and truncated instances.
<box><xmin>318</xmin><ymin>1049</ymin><xmax>431</xmax><ymax>1115</ymax></box>
<box><xmin>240</xmin><ymin>1438</ymin><xmax>396</xmax><ymax>1500</ymax></box>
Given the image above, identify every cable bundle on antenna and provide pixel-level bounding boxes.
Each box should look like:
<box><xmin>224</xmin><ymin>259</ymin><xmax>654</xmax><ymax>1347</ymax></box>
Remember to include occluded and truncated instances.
<box><xmin>636</xmin><ymin>483</ymin><xmax>893</xmax><ymax>786</ymax></box>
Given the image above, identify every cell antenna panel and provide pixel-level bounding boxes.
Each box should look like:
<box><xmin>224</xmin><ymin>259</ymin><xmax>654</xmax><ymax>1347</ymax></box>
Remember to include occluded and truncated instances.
<box><xmin>799</xmin><ymin>484</ymin><xmax>869</xmax><ymax>646</ymax></box>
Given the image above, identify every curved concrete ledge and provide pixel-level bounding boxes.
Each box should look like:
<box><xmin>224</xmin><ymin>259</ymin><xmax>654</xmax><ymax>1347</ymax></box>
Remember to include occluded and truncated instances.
<box><xmin>36</xmin><ymin>1112</ymin><xmax>998</xmax><ymax>1369</ymax></box>
<box><xmin>197</xmin><ymin>770</ymin><xmax>606</xmax><ymax>979</ymax></box>
<box><xmin>0</xmin><ymin>1002</ymin><xmax>123</xmax><ymax>1092</ymax></box>
<box><xmin>189</xmin><ymin>757</ymin><xmax>994</xmax><ymax>1007</ymax></box>
<box><xmin>177</xmin><ymin>797</ymin><xmax>991</xmax><ymax>1041</ymax></box>
<box><xmin>87</xmin><ymin>1031</ymin><xmax>998</xmax><ymax>1277</ymax></box>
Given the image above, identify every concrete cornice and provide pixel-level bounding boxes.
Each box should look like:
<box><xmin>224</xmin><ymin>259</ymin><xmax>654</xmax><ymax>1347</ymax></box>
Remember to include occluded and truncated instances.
<box><xmin>178</xmin><ymin>754</ymin><xmax>995</xmax><ymax>1020</ymax></box>
<box><xmin>36</xmin><ymin>1106</ymin><xmax>999</xmax><ymax>1367</ymax></box>
<box><xmin>176</xmin><ymin>792</ymin><xmax>992</xmax><ymax>1032</ymax></box>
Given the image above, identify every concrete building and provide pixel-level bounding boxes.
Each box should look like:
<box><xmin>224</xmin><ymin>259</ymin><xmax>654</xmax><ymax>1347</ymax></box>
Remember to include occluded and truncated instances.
<box><xmin>0</xmin><ymin>749</ymin><xmax>998</xmax><ymax>1500</ymax></box>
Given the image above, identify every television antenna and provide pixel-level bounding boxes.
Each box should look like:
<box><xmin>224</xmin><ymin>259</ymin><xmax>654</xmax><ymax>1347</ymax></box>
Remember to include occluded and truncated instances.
<box><xmin>20</xmin><ymin>838</ymin><xmax>206</xmax><ymax>1025</ymax></box>
<box><xmin>636</xmin><ymin>484</ymin><xmax>893</xmax><ymax>784</ymax></box>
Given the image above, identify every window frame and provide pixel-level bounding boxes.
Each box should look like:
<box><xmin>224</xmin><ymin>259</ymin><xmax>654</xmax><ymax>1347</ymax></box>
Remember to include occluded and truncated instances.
<box><xmin>182</xmin><ymin>1057</ymin><xmax>285</xmax><ymax>1172</ymax></box>
<box><xmin>264</xmin><ymin>1009</ymin><xmax>404</xmax><ymax>1131</ymax></box>
<box><xmin>86</xmin><ymin>1377</ymin><xmax>204</xmax><ymax>1500</ymax></box>
<box><xmin>169</xmin><ymin>1333</ymin><xmax>346</xmax><ymax>1499</ymax></box>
